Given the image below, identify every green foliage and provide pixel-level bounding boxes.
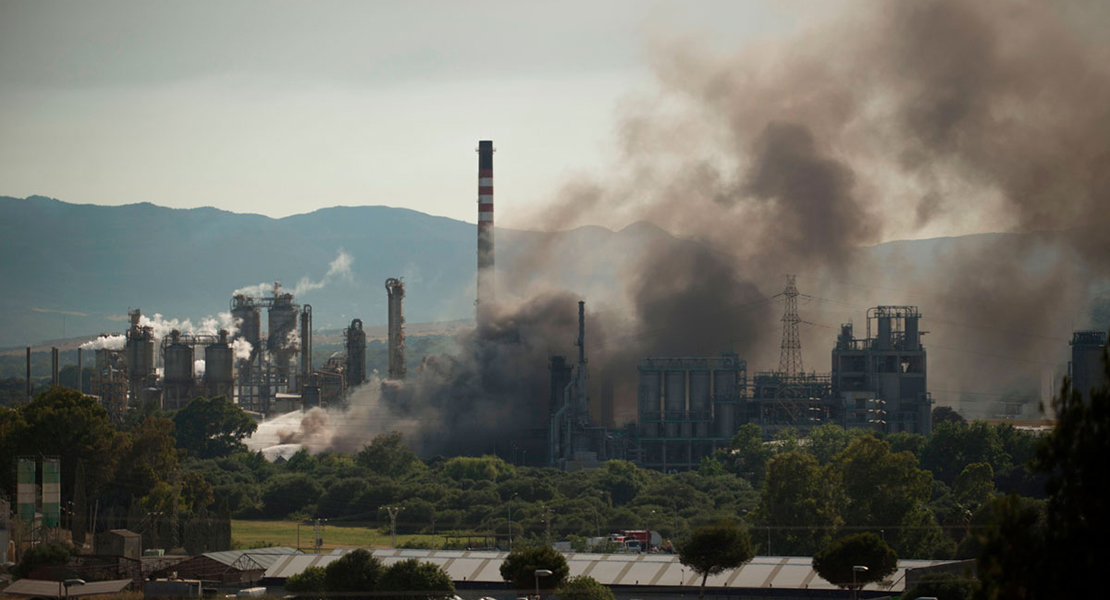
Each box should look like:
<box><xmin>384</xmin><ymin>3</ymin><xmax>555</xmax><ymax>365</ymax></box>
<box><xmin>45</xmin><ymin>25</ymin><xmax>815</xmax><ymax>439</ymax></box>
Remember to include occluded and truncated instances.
<box><xmin>324</xmin><ymin>548</ymin><xmax>383</xmax><ymax>592</ymax></box>
<box><xmin>895</xmin><ymin>502</ymin><xmax>955</xmax><ymax>559</ymax></box>
<box><xmin>884</xmin><ymin>431</ymin><xmax>927</xmax><ymax>458</ymax></box>
<box><xmin>499</xmin><ymin>545</ymin><xmax>569</xmax><ymax>591</ymax></box>
<box><xmin>834</xmin><ymin>435</ymin><xmax>932</xmax><ymax>529</ymax></box>
<box><xmin>173</xmin><ymin>396</ymin><xmax>257</xmax><ymax>458</ymax></box>
<box><xmin>974</xmin><ymin>355</ymin><xmax>1110</xmax><ymax>598</ymax></box>
<box><xmin>757</xmin><ymin>451</ymin><xmax>838</xmax><ymax>555</ymax></box>
<box><xmin>11</xmin><ymin>387</ymin><xmax>123</xmax><ymax>499</ymax></box>
<box><xmin>14</xmin><ymin>541</ymin><xmax>70</xmax><ymax>578</ymax></box>
<box><xmin>117</xmin><ymin>414</ymin><xmax>179</xmax><ymax>501</ymax></box>
<box><xmin>696</xmin><ymin>455</ymin><xmax>726</xmax><ymax>477</ymax></box>
<box><xmin>598</xmin><ymin>460</ymin><xmax>648</xmax><ymax>506</ymax></box>
<box><xmin>953</xmin><ymin>462</ymin><xmax>994</xmax><ymax>509</ymax></box>
<box><xmin>262</xmin><ymin>473</ymin><xmax>324</xmax><ymax>518</ymax></box>
<box><xmin>556</xmin><ymin>576</ymin><xmax>616</xmax><ymax>600</ymax></box>
<box><xmin>932</xmin><ymin>406</ymin><xmax>966</xmax><ymax>425</ymax></box>
<box><xmin>357</xmin><ymin>431</ymin><xmax>421</xmax><ymax>477</ymax></box>
<box><xmin>375</xmin><ymin>558</ymin><xmax>455</xmax><ymax>600</ymax></box>
<box><xmin>725</xmin><ymin>423</ymin><xmax>772</xmax><ymax>483</ymax></box>
<box><xmin>284</xmin><ymin>565</ymin><xmax>326</xmax><ymax>592</ymax></box>
<box><xmin>442</xmin><ymin>455</ymin><xmax>513</xmax><ymax>481</ymax></box>
<box><xmin>904</xmin><ymin>572</ymin><xmax>976</xmax><ymax>600</ymax></box>
<box><xmin>807</xmin><ymin>424</ymin><xmax>862</xmax><ymax>464</ymax></box>
<box><xmin>678</xmin><ymin>521</ymin><xmax>753</xmax><ymax>599</ymax></box>
<box><xmin>812</xmin><ymin>532</ymin><xmax>897</xmax><ymax>588</ymax></box>
<box><xmin>921</xmin><ymin>421</ymin><xmax>1006</xmax><ymax>486</ymax></box>
<box><xmin>318</xmin><ymin>478</ymin><xmax>369</xmax><ymax>518</ymax></box>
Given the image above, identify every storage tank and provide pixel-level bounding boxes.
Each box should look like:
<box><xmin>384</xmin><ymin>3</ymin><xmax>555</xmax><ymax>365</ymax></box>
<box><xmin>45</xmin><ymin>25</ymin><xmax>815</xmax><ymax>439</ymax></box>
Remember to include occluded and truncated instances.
<box><xmin>876</xmin><ymin>314</ymin><xmax>892</xmax><ymax>351</ymax></box>
<box><xmin>664</xmin><ymin>371</ymin><xmax>685</xmax><ymax>438</ymax></box>
<box><xmin>231</xmin><ymin>295</ymin><xmax>261</xmax><ymax>348</ymax></box>
<box><xmin>1071</xmin><ymin>330</ymin><xmax>1108</xmax><ymax>402</ymax></box>
<box><xmin>637</xmin><ymin>369</ymin><xmax>661</xmax><ymax>437</ymax></box>
<box><xmin>204</xmin><ymin>330</ymin><xmax>234</xmax><ymax>400</ymax></box>
<box><xmin>164</xmin><ymin>331</ymin><xmax>194</xmax><ymax>384</ymax></box>
<box><xmin>689</xmin><ymin>370</ymin><xmax>711</xmax><ymax>438</ymax></box>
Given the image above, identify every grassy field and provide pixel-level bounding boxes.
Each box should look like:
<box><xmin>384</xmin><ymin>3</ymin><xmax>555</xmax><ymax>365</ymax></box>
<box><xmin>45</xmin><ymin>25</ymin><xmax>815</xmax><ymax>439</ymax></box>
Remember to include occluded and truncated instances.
<box><xmin>231</xmin><ymin>520</ymin><xmax>445</xmax><ymax>551</ymax></box>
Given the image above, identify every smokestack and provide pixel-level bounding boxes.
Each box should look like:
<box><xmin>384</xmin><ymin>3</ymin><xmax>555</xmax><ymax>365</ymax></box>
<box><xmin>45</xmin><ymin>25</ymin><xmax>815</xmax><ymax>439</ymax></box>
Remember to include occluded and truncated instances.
<box><xmin>51</xmin><ymin>347</ymin><xmax>59</xmax><ymax>386</ymax></box>
<box><xmin>385</xmin><ymin>278</ymin><xmax>406</xmax><ymax>380</ymax></box>
<box><xmin>26</xmin><ymin>346</ymin><xmax>31</xmax><ymax>400</ymax></box>
<box><xmin>477</xmin><ymin>140</ymin><xmax>495</xmax><ymax>316</ymax></box>
<box><xmin>300</xmin><ymin>305</ymin><xmax>312</xmax><ymax>390</ymax></box>
<box><xmin>77</xmin><ymin>347</ymin><xmax>83</xmax><ymax>394</ymax></box>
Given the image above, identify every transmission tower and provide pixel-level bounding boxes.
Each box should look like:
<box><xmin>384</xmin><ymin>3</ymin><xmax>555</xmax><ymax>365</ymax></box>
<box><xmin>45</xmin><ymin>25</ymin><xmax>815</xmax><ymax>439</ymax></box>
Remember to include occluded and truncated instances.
<box><xmin>778</xmin><ymin>275</ymin><xmax>804</xmax><ymax>375</ymax></box>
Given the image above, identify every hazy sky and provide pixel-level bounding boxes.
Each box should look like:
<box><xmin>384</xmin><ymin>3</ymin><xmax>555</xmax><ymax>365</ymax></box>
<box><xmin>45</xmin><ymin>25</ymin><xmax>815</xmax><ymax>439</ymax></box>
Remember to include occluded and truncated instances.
<box><xmin>0</xmin><ymin>0</ymin><xmax>826</xmax><ymax>224</ymax></box>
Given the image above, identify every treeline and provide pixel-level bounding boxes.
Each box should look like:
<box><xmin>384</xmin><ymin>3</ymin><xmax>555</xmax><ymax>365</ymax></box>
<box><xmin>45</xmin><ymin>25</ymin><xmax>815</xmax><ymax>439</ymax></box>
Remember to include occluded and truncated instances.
<box><xmin>0</xmin><ymin>385</ymin><xmax>1048</xmax><ymax>561</ymax></box>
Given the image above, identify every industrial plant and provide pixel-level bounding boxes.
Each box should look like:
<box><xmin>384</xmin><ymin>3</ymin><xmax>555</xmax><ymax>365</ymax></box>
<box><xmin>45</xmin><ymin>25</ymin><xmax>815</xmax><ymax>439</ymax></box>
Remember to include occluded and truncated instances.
<box><xmin>41</xmin><ymin>139</ymin><xmax>1091</xmax><ymax>473</ymax></box>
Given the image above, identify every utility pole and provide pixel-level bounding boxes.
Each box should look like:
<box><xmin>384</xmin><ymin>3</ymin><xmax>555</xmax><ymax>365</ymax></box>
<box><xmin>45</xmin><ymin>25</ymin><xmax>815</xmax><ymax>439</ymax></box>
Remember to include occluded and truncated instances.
<box><xmin>382</xmin><ymin>506</ymin><xmax>403</xmax><ymax>548</ymax></box>
<box><xmin>313</xmin><ymin>518</ymin><xmax>326</xmax><ymax>553</ymax></box>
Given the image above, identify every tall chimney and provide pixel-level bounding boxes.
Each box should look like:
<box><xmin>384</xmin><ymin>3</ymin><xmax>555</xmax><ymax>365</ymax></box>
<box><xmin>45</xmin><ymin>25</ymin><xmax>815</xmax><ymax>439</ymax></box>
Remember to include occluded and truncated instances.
<box><xmin>477</xmin><ymin>140</ymin><xmax>495</xmax><ymax>317</ymax></box>
<box><xmin>385</xmin><ymin>277</ymin><xmax>407</xmax><ymax>380</ymax></box>
<box><xmin>26</xmin><ymin>346</ymin><xmax>32</xmax><ymax>400</ymax></box>
<box><xmin>77</xmin><ymin>347</ymin><xmax>83</xmax><ymax>393</ymax></box>
<box><xmin>51</xmin><ymin>347</ymin><xmax>59</xmax><ymax>386</ymax></box>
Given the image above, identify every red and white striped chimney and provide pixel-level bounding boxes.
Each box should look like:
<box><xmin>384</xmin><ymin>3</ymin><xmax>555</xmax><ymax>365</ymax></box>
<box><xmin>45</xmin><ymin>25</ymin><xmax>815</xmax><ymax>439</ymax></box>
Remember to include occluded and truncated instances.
<box><xmin>477</xmin><ymin>140</ymin><xmax>495</xmax><ymax>313</ymax></box>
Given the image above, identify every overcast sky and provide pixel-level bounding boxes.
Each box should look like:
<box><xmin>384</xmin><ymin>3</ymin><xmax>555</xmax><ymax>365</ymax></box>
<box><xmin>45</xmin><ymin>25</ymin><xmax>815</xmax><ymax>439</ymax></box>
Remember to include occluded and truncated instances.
<box><xmin>0</xmin><ymin>0</ymin><xmax>830</xmax><ymax>225</ymax></box>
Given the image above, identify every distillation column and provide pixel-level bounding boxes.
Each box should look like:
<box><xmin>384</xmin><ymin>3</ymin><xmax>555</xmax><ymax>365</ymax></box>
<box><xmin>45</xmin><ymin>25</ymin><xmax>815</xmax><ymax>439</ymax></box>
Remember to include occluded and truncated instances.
<box><xmin>385</xmin><ymin>278</ymin><xmax>406</xmax><ymax>380</ymax></box>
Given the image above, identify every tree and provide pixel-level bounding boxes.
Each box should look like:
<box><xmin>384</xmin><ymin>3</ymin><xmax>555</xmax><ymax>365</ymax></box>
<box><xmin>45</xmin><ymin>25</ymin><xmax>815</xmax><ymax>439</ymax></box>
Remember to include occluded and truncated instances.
<box><xmin>933</xmin><ymin>406</ymin><xmax>966</xmax><ymax>426</ymax></box>
<box><xmin>812</xmin><ymin>532</ymin><xmax>897</xmax><ymax>590</ymax></box>
<box><xmin>921</xmin><ymin>421</ymin><xmax>1006</xmax><ymax>486</ymax></box>
<box><xmin>262</xmin><ymin>473</ymin><xmax>324</xmax><ymax>519</ymax></box>
<box><xmin>556</xmin><ymin>576</ymin><xmax>616</xmax><ymax>600</ymax></box>
<box><xmin>285</xmin><ymin>566</ymin><xmax>326</xmax><ymax>593</ymax></box>
<box><xmin>499</xmin><ymin>546</ymin><xmax>569</xmax><ymax>592</ymax></box>
<box><xmin>356</xmin><ymin>431</ymin><xmax>422</xmax><ymax>477</ymax></box>
<box><xmin>678</xmin><ymin>521</ymin><xmax>754</xmax><ymax>599</ymax></box>
<box><xmin>756</xmin><ymin>451</ymin><xmax>839</xmax><ymax>555</ymax></box>
<box><xmin>181</xmin><ymin>471</ymin><xmax>215</xmax><ymax>514</ymax></box>
<box><xmin>725</xmin><ymin>423</ymin><xmax>772</xmax><ymax>484</ymax></box>
<box><xmin>324</xmin><ymin>549</ymin><xmax>383</xmax><ymax>592</ymax></box>
<box><xmin>903</xmin><ymin>572</ymin><xmax>976</xmax><ymax>600</ymax></box>
<box><xmin>116</xmin><ymin>414</ymin><xmax>179</xmax><ymax>500</ymax></box>
<box><xmin>173</xmin><ymin>396</ymin><xmax>257</xmax><ymax>458</ymax></box>
<box><xmin>953</xmin><ymin>462</ymin><xmax>994</xmax><ymax>509</ymax></box>
<box><xmin>376</xmin><ymin>558</ymin><xmax>455</xmax><ymax>600</ymax></box>
<box><xmin>598</xmin><ymin>460</ymin><xmax>648</xmax><ymax>506</ymax></box>
<box><xmin>833</xmin><ymin>436</ymin><xmax>931</xmax><ymax>529</ymax></box>
<box><xmin>807</xmin><ymin>424</ymin><xmax>860</xmax><ymax>464</ymax></box>
<box><xmin>11</xmin><ymin>387</ymin><xmax>123</xmax><ymax>499</ymax></box>
<box><xmin>442</xmin><ymin>455</ymin><xmax>513</xmax><ymax>481</ymax></box>
<box><xmin>975</xmin><ymin>352</ymin><xmax>1110</xmax><ymax>598</ymax></box>
<box><xmin>14</xmin><ymin>541</ymin><xmax>71</xmax><ymax>578</ymax></box>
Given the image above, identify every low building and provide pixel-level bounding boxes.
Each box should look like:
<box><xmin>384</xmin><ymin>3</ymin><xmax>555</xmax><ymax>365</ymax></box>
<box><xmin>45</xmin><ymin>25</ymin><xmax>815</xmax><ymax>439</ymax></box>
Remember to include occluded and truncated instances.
<box><xmin>152</xmin><ymin>547</ymin><xmax>300</xmax><ymax>586</ymax></box>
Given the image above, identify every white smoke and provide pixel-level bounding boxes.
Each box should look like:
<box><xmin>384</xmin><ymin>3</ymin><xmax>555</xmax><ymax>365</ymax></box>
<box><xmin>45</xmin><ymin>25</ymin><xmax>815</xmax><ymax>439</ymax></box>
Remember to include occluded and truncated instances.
<box><xmin>194</xmin><ymin>359</ymin><xmax>206</xmax><ymax>377</ymax></box>
<box><xmin>245</xmin><ymin>377</ymin><xmax>419</xmax><ymax>458</ymax></box>
<box><xmin>80</xmin><ymin>334</ymin><xmax>126</xmax><ymax>350</ymax></box>
<box><xmin>284</xmin><ymin>329</ymin><xmax>300</xmax><ymax>350</ymax></box>
<box><xmin>233</xmin><ymin>282</ymin><xmax>273</xmax><ymax>297</ymax></box>
<box><xmin>292</xmin><ymin>250</ymin><xmax>354</xmax><ymax>296</ymax></box>
<box><xmin>232</xmin><ymin>338</ymin><xmax>253</xmax><ymax>360</ymax></box>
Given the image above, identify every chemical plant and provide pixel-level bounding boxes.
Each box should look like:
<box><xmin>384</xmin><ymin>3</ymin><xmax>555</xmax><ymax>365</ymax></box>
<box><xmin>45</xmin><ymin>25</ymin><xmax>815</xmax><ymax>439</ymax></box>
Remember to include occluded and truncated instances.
<box><xmin>41</xmin><ymin>138</ymin><xmax>1095</xmax><ymax>471</ymax></box>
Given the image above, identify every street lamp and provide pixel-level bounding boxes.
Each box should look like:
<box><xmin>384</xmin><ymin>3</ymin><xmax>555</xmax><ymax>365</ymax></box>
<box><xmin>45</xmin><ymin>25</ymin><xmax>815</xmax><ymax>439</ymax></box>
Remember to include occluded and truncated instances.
<box><xmin>62</xmin><ymin>579</ymin><xmax>85</xmax><ymax>600</ymax></box>
<box><xmin>534</xmin><ymin>569</ymin><xmax>553</xmax><ymax>599</ymax></box>
<box><xmin>852</xmin><ymin>565</ymin><xmax>868</xmax><ymax>600</ymax></box>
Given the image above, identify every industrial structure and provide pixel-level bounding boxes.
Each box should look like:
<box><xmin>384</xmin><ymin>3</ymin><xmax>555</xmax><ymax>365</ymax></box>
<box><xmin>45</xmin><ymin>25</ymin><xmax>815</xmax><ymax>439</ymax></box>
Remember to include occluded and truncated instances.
<box><xmin>476</xmin><ymin>140</ymin><xmax>495</xmax><ymax>321</ymax></box>
<box><xmin>73</xmin><ymin>280</ymin><xmax>373</xmax><ymax>417</ymax></box>
<box><xmin>549</xmin><ymin>301</ymin><xmax>611</xmax><ymax>469</ymax></box>
<box><xmin>623</xmin><ymin>278</ymin><xmax>933</xmax><ymax>471</ymax></box>
<box><xmin>386</xmin><ymin>277</ymin><xmax>406</xmax><ymax>380</ymax></box>
<box><xmin>1070</xmin><ymin>330</ymin><xmax>1108</xmax><ymax>402</ymax></box>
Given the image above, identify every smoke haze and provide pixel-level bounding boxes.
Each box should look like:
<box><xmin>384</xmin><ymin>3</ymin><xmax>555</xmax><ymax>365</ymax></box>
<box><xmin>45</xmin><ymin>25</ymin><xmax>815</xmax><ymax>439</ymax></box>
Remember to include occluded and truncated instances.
<box><xmin>253</xmin><ymin>0</ymin><xmax>1110</xmax><ymax>454</ymax></box>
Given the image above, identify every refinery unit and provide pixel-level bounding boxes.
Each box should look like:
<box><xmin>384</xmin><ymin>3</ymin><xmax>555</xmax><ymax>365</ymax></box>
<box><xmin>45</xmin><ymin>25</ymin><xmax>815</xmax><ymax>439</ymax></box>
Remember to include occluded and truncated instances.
<box><xmin>78</xmin><ymin>277</ymin><xmax>409</xmax><ymax>419</ymax></box>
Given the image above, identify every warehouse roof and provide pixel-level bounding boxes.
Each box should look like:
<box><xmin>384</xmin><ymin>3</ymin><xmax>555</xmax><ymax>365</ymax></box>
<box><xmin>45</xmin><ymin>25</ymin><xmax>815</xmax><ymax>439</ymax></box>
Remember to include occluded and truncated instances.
<box><xmin>2</xmin><ymin>578</ymin><xmax>132</xmax><ymax>598</ymax></box>
<box><xmin>264</xmin><ymin>549</ymin><xmax>958</xmax><ymax>592</ymax></box>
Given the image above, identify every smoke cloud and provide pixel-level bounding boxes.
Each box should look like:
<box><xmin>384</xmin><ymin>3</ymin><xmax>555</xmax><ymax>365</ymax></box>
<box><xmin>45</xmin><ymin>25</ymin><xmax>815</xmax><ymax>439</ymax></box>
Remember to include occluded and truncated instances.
<box><xmin>256</xmin><ymin>0</ymin><xmax>1110</xmax><ymax>453</ymax></box>
<box><xmin>80</xmin><ymin>334</ymin><xmax>126</xmax><ymax>351</ymax></box>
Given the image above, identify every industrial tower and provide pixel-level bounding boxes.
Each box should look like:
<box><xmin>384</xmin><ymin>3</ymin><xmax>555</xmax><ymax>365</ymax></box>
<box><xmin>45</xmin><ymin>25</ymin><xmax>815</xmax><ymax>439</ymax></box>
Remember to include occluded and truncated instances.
<box><xmin>385</xmin><ymin>277</ymin><xmax>406</xmax><ymax>380</ymax></box>
<box><xmin>476</xmin><ymin>140</ymin><xmax>495</xmax><ymax>319</ymax></box>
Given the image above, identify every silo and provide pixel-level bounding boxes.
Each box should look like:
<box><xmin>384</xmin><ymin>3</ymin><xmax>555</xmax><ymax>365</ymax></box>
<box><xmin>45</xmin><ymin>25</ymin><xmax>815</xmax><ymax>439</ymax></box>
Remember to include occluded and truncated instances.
<box><xmin>664</xmin><ymin>370</ymin><xmax>685</xmax><ymax>438</ymax></box>
<box><xmin>637</xmin><ymin>368</ymin><xmax>661</xmax><ymax>437</ymax></box>
<box><xmin>163</xmin><ymin>330</ymin><xmax>194</xmax><ymax>410</ymax></box>
<box><xmin>204</xmin><ymin>330</ymin><xmax>234</xmax><ymax>400</ymax></box>
<box><xmin>689</xmin><ymin>370</ymin><xmax>711</xmax><ymax>438</ymax></box>
<box><xmin>231</xmin><ymin>296</ymin><xmax>262</xmax><ymax>349</ymax></box>
<box><xmin>1071</xmin><ymin>330</ymin><xmax>1108</xmax><ymax>402</ymax></box>
<box><xmin>876</xmin><ymin>313</ymin><xmax>892</xmax><ymax>351</ymax></box>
